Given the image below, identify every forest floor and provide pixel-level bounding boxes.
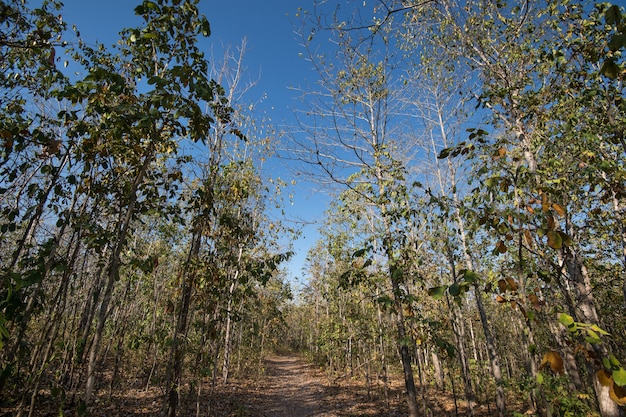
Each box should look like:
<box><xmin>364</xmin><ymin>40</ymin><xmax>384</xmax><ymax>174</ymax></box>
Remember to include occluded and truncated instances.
<box><xmin>2</xmin><ymin>354</ymin><xmax>518</xmax><ymax>416</ymax></box>
<box><xmin>222</xmin><ymin>354</ymin><xmax>502</xmax><ymax>417</ymax></box>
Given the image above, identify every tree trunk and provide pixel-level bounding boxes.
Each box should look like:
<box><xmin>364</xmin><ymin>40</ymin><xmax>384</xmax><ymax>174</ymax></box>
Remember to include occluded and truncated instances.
<box><xmin>390</xmin><ymin>277</ymin><xmax>419</xmax><ymax>417</ymax></box>
<box><xmin>376</xmin><ymin>294</ymin><xmax>389</xmax><ymax>407</ymax></box>
<box><xmin>474</xmin><ymin>288</ymin><xmax>506</xmax><ymax>417</ymax></box>
<box><xmin>221</xmin><ymin>279</ymin><xmax>237</xmax><ymax>384</ymax></box>
<box><xmin>447</xmin><ymin>295</ymin><xmax>475</xmax><ymax>416</ymax></box>
<box><xmin>165</xmin><ymin>232</ymin><xmax>202</xmax><ymax>417</ymax></box>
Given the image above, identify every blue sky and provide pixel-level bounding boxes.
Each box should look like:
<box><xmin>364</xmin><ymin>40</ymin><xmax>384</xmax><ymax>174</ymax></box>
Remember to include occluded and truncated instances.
<box><xmin>58</xmin><ymin>0</ymin><xmax>327</xmax><ymax>286</ymax></box>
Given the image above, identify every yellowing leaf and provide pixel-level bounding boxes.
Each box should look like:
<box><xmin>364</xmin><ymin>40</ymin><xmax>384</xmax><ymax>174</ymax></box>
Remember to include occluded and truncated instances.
<box><xmin>493</xmin><ymin>147</ymin><xmax>506</xmax><ymax>158</ymax></box>
<box><xmin>596</xmin><ymin>369</ymin><xmax>613</xmax><ymax>387</ymax></box>
<box><xmin>559</xmin><ymin>313</ymin><xmax>575</xmax><ymax>327</ymax></box>
<box><xmin>590</xmin><ymin>324</ymin><xmax>610</xmax><ymax>336</ymax></box>
<box><xmin>609</xmin><ymin>382</ymin><xmax>626</xmax><ymax>406</ymax></box>
<box><xmin>558</xmin><ymin>231</ymin><xmax>573</xmax><ymax>247</ymax></box>
<box><xmin>547</xmin><ymin>230</ymin><xmax>563</xmax><ymax>249</ymax></box>
<box><xmin>539</xmin><ymin>350</ymin><xmax>564</xmax><ymax>374</ymax></box>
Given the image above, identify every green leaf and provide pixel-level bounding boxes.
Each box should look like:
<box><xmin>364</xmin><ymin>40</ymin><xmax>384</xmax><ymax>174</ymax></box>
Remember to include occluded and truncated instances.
<box><xmin>601</xmin><ymin>59</ymin><xmax>620</xmax><ymax>79</ymax></box>
<box><xmin>428</xmin><ymin>285</ymin><xmax>447</xmax><ymax>300</ymax></box>
<box><xmin>449</xmin><ymin>283</ymin><xmax>461</xmax><ymax>297</ymax></box>
<box><xmin>144</xmin><ymin>1</ymin><xmax>159</xmax><ymax>10</ymax></box>
<box><xmin>392</xmin><ymin>267</ymin><xmax>403</xmax><ymax>282</ymax></box>
<box><xmin>463</xmin><ymin>269</ymin><xmax>480</xmax><ymax>284</ymax></box>
<box><xmin>586</xmin><ymin>329</ymin><xmax>601</xmax><ymax>343</ymax></box>
<box><xmin>77</xmin><ymin>400</ymin><xmax>87</xmax><ymax>416</ymax></box>
<box><xmin>536</xmin><ymin>372</ymin><xmax>544</xmax><ymax>385</ymax></box>
<box><xmin>201</xmin><ymin>19</ymin><xmax>211</xmax><ymax>37</ymax></box>
<box><xmin>485</xmin><ymin>176</ymin><xmax>499</xmax><ymax>187</ymax></box>
<box><xmin>609</xmin><ymin>355</ymin><xmax>622</xmax><ymax>367</ymax></box>
<box><xmin>559</xmin><ymin>313</ymin><xmax>575</xmax><ymax>327</ymax></box>
<box><xmin>376</xmin><ymin>294</ymin><xmax>393</xmax><ymax>308</ymax></box>
<box><xmin>605</xmin><ymin>5</ymin><xmax>622</xmax><ymax>25</ymax></box>
<box><xmin>613</xmin><ymin>367</ymin><xmax>626</xmax><ymax>387</ymax></box>
<box><xmin>437</xmin><ymin>147</ymin><xmax>451</xmax><ymax>159</ymax></box>
<box><xmin>608</xmin><ymin>33</ymin><xmax>626</xmax><ymax>52</ymax></box>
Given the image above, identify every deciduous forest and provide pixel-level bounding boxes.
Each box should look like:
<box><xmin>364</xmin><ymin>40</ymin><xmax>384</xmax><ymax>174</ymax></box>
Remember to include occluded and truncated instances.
<box><xmin>1</xmin><ymin>0</ymin><xmax>625</xmax><ymax>416</ymax></box>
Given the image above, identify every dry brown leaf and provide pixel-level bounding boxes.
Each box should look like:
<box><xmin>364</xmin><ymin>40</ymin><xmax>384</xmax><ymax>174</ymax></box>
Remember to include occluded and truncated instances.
<box><xmin>523</xmin><ymin>229</ymin><xmax>534</xmax><ymax>247</ymax></box>
<box><xmin>505</xmin><ymin>277</ymin><xmax>519</xmax><ymax>291</ymax></box>
<box><xmin>552</xmin><ymin>203</ymin><xmax>566</xmax><ymax>217</ymax></box>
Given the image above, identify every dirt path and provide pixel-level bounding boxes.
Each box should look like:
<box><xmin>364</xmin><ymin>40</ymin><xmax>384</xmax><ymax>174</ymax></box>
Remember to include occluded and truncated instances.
<box><xmin>248</xmin><ymin>355</ymin><xmax>338</xmax><ymax>417</ymax></box>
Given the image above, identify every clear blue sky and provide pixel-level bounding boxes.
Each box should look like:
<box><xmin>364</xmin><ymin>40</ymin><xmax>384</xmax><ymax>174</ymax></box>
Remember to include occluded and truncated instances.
<box><xmin>58</xmin><ymin>0</ymin><xmax>327</xmax><ymax>286</ymax></box>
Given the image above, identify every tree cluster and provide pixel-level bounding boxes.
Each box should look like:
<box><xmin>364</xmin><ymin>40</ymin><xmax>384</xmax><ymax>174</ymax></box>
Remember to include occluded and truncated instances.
<box><xmin>285</xmin><ymin>1</ymin><xmax>626</xmax><ymax>416</ymax></box>
<box><xmin>0</xmin><ymin>1</ymin><xmax>291</xmax><ymax>416</ymax></box>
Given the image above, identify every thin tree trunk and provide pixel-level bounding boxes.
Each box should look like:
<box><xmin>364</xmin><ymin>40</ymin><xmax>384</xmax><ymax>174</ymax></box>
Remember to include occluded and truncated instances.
<box><xmin>3</xmin><ymin>153</ymin><xmax>70</xmax><ymax>395</ymax></box>
<box><xmin>84</xmin><ymin>151</ymin><xmax>154</xmax><ymax>404</ymax></box>
<box><xmin>221</xmin><ymin>279</ymin><xmax>237</xmax><ymax>383</ymax></box>
<box><xmin>222</xmin><ymin>245</ymin><xmax>243</xmax><ymax>384</ymax></box>
<box><xmin>474</xmin><ymin>289</ymin><xmax>506</xmax><ymax>417</ymax></box>
<box><xmin>376</xmin><ymin>294</ymin><xmax>389</xmax><ymax>407</ymax></box>
<box><xmin>452</xmin><ymin>185</ymin><xmax>505</xmax><ymax>417</ymax></box>
<box><xmin>447</xmin><ymin>294</ymin><xmax>475</xmax><ymax>416</ymax></box>
<box><xmin>165</xmin><ymin>231</ymin><xmax>202</xmax><ymax>417</ymax></box>
<box><xmin>390</xmin><ymin>276</ymin><xmax>419</xmax><ymax>417</ymax></box>
<box><xmin>432</xmin><ymin>350</ymin><xmax>444</xmax><ymax>390</ymax></box>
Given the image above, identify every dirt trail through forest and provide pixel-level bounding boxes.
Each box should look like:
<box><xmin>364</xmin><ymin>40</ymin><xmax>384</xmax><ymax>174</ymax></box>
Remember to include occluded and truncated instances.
<box><xmin>248</xmin><ymin>355</ymin><xmax>338</xmax><ymax>417</ymax></box>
